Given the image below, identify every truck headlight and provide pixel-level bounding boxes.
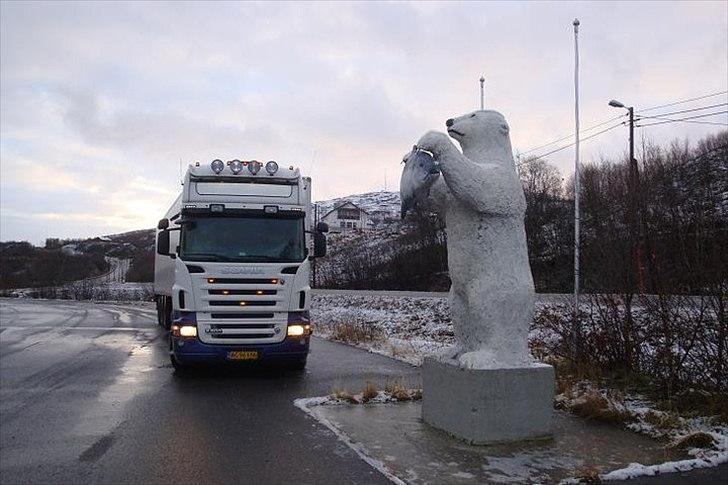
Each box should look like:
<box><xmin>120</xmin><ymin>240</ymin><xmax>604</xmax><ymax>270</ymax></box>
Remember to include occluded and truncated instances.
<box><xmin>287</xmin><ymin>325</ymin><xmax>306</xmax><ymax>337</ymax></box>
<box><xmin>172</xmin><ymin>324</ymin><xmax>198</xmax><ymax>338</ymax></box>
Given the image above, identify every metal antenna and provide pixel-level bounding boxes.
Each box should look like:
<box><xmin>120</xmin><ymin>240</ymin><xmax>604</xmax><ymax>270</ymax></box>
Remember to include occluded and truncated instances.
<box><xmin>479</xmin><ymin>76</ymin><xmax>485</xmax><ymax>109</ymax></box>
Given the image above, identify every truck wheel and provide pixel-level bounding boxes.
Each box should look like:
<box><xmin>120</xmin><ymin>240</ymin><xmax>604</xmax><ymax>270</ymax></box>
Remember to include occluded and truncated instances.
<box><xmin>162</xmin><ymin>296</ymin><xmax>172</xmax><ymax>330</ymax></box>
<box><xmin>155</xmin><ymin>296</ymin><xmax>165</xmax><ymax>327</ymax></box>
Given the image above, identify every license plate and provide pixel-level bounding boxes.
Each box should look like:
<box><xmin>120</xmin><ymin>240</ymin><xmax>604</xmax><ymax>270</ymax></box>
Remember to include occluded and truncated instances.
<box><xmin>227</xmin><ymin>350</ymin><xmax>259</xmax><ymax>361</ymax></box>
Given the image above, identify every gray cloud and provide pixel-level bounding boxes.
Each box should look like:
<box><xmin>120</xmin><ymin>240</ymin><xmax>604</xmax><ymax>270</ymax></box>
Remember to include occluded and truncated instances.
<box><xmin>1</xmin><ymin>1</ymin><xmax>726</xmax><ymax>244</ymax></box>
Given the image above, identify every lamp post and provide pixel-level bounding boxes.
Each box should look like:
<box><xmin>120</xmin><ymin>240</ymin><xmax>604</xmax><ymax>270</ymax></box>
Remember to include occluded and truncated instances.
<box><xmin>609</xmin><ymin>99</ymin><xmax>643</xmax><ymax>294</ymax></box>
<box><xmin>572</xmin><ymin>19</ymin><xmax>581</xmax><ymax>361</ymax></box>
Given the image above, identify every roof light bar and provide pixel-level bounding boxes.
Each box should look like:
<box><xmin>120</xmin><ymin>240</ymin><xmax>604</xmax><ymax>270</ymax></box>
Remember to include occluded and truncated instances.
<box><xmin>248</xmin><ymin>160</ymin><xmax>262</xmax><ymax>174</ymax></box>
<box><xmin>229</xmin><ymin>160</ymin><xmax>243</xmax><ymax>174</ymax></box>
<box><xmin>211</xmin><ymin>159</ymin><xmax>224</xmax><ymax>174</ymax></box>
<box><xmin>265</xmin><ymin>161</ymin><xmax>278</xmax><ymax>175</ymax></box>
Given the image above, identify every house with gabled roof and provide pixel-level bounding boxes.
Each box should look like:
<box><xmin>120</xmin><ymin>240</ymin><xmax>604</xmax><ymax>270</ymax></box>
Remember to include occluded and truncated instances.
<box><xmin>320</xmin><ymin>201</ymin><xmax>372</xmax><ymax>232</ymax></box>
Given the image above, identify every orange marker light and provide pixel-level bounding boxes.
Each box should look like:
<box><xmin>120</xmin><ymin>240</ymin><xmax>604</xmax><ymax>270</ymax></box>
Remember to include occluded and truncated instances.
<box><xmin>270</xmin><ymin>279</ymin><xmax>278</xmax><ymax>284</ymax></box>
<box><xmin>207</xmin><ymin>278</ymin><xmax>215</xmax><ymax>283</ymax></box>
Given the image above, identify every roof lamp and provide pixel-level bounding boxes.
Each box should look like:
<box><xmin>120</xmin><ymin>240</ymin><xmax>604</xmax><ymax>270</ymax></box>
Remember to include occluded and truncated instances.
<box><xmin>265</xmin><ymin>161</ymin><xmax>278</xmax><ymax>175</ymax></box>
<box><xmin>249</xmin><ymin>160</ymin><xmax>262</xmax><ymax>174</ymax></box>
<box><xmin>230</xmin><ymin>160</ymin><xmax>243</xmax><ymax>174</ymax></box>
<box><xmin>211</xmin><ymin>159</ymin><xmax>224</xmax><ymax>174</ymax></box>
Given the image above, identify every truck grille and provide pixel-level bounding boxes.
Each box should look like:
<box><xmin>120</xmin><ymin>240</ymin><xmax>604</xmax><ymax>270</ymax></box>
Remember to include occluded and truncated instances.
<box><xmin>195</xmin><ymin>272</ymin><xmax>288</xmax><ymax>344</ymax></box>
<box><xmin>211</xmin><ymin>313</ymin><xmax>274</xmax><ymax>319</ymax></box>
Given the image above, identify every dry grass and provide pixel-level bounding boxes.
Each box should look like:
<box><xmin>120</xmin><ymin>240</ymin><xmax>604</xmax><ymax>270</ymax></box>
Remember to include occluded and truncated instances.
<box><xmin>643</xmin><ymin>410</ymin><xmax>681</xmax><ymax>430</ymax></box>
<box><xmin>384</xmin><ymin>380</ymin><xmax>421</xmax><ymax>402</ymax></box>
<box><xmin>330</xmin><ymin>387</ymin><xmax>359</xmax><ymax>404</ymax></box>
<box><xmin>569</xmin><ymin>390</ymin><xmax>629</xmax><ymax>425</ymax></box>
<box><xmin>571</xmin><ymin>464</ymin><xmax>602</xmax><ymax>484</ymax></box>
<box><xmin>670</xmin><ymin>431</ymin><xmax>717</xmax><ymax>450</ymax></box>
<box><xmin>389</xmin><ymin>344</ymin><xmax>414</xmax><ymax>360</ymax></box>
<box><xmin>331</xmin><ymin>322</ymin><xmax>385</xmax><ymax>344</ymax></box>
<box><xmin>361</xmin><ymin>381</ymin><xmax>378</xmax><ymax>403</ymax></box>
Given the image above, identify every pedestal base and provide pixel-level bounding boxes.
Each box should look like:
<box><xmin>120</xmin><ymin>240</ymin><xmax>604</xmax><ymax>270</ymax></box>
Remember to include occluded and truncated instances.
<box><xmin>422</xmin><ymin>356</ymin><xmax>555</xmax><ymax>444</ymax></box>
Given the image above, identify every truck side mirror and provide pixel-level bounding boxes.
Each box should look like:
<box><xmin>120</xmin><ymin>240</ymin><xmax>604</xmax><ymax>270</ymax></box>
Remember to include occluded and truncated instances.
<box><xmin>313</xmin><ymin>232</ymin><xmax>327</xmax><ymax>258</ymax></box>
<box><xmin>156</xmin><ymin>230</ymin><xmax>175</xmax><ymax>259</ymax></box>
<box><xmin>157</xmin><ymin>218</ymin><xmax>169</xmax><ymax>230</ymax></box>
<box><xmin>316</xmin><ymin>222</ymin><xmax>329</xmax><ymax>233</ymax></box>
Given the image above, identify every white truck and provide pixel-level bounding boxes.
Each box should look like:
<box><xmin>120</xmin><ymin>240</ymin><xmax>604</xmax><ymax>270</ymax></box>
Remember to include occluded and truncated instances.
<box><xmin>154</xmin><ymin>159</ymin><xmax>327</xmax><ymax>370</ymax></box>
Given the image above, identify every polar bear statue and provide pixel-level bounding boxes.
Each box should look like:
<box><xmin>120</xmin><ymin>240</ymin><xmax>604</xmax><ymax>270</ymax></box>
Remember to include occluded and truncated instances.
<box><xmin>405</xmin><ymin>110</ymin><xmax>534</xmax><ymax>369</ymax></box>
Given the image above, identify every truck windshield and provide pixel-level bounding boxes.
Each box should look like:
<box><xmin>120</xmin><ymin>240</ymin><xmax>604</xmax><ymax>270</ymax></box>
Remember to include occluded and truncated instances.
<box><xmin>180</xmin><ymin>215</ymin><xmax>306</xmax><ymax>263</ymax></box>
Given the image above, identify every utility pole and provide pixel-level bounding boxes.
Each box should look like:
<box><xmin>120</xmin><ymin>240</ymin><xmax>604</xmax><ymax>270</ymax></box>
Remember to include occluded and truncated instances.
<box><xmin>609</xmin><ymin>99</ymin><xmax>644</xmax><ymax>293</ymax></box>
<box><xmin>312</xmin><ymin>204</ymin><xmax>318</xmax><ymax>288</ymax></box>
<box><xmin>572</xmin><ymin>18</ymin><xmax>581</xmax><ymax>362</ymax></box>
<box><xmin>479</xmin><ymin>76</ymin><xmax>485</xmax><ymax>109</ymax></box>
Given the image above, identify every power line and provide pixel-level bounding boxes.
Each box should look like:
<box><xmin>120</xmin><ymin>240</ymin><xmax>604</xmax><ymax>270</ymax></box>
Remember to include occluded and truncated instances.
<box><xmin>638</xmin><ymin>115</ymin><xmax>728</xmax><ymax>127</ymax></box>
<box><xmin>517</xmin><ymin>122</ymin><xmax>624</xmax><ymax>165</ymax></box>
<box><xmin>638</xmin><ymin>90</ymin><xmax>728</xmax><ymax>113</ymax></box>
<box><xmin>638</xmin><ymin>102</ymin><xmax>728</xmax><ymax>119</ymax></box>
<box><xmin>519</xmin><ymin>114</ymin><xmax>625</xmax><ymax>156</ymax></box>
<box><xmin>636</xmin><ymin>110</ymin><xmax>728</xmax><ymax>128</ymax></box>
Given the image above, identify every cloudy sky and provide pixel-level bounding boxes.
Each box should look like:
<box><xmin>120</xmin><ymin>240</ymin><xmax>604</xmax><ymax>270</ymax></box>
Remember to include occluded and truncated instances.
<box><xmin>1</xmin><ymin>1</ymin><xmax>726</xmax><ymax>244</ymax></box>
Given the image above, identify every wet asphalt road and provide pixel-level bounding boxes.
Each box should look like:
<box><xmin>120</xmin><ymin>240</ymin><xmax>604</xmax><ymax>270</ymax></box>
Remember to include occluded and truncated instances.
<box><xmin>1</xmin><ymin>298</ymin><xmax>726</xmax><ymax>485</ymax></box>
<box><xmin>0</xmin><ymin>298</ymin><xmax>418</xmax><ymax>484</ymax></box>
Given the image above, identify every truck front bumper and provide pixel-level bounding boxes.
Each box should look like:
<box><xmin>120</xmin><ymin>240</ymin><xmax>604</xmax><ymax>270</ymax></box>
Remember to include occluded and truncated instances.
<box><xmin>171</xmin><ymin>336</ymin><xmax>310</xmax><ymax>366</ymax></box>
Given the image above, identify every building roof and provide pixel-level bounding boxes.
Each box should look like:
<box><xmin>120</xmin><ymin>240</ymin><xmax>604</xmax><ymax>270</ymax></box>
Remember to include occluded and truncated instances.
<box><xmin>320</xmin><ymin>201</ymin><xmax>370</xmax><ymax>219</ymax></box>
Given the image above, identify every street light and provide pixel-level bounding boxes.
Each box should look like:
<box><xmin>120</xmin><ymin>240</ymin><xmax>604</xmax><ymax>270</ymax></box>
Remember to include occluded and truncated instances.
<box><xmin>609</xmin><ymin>98</ymin><xmax>643</xmax><ymax>293</ymax></box>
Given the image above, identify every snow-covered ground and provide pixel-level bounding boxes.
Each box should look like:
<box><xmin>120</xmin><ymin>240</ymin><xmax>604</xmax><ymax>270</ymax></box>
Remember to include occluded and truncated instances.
<box><xmin>309</xmin><ymin>292</ymin><xmax>728</xmax><ymax>481</ymax></box>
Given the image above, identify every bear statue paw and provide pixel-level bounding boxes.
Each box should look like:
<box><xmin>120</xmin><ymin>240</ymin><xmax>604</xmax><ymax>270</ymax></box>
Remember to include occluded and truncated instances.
<box><xmin>417</xmin><ymin>131</ymin><xmax>453</xmax><ymax>156</ymax></box>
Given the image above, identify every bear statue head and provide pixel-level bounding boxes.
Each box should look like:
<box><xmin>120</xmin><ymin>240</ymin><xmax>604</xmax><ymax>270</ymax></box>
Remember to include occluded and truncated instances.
<box><xmin>445</xmin><ymin>110</ymin><xmax>513</xmax><ymax>162</ymax></box>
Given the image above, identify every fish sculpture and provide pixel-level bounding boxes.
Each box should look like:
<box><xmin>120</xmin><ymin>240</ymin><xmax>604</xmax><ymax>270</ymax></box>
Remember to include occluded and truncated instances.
<box><xmin>400</xmin><ymin>146</ymin><xmax>440</xmax><ymax>219</ymax></box>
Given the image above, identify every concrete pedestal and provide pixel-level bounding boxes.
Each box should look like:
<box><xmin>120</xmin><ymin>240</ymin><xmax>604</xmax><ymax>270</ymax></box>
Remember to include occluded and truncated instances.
<box><xmin>422</xmin><ymin>356</ymin><xmax>555</xmax><ymax>444</ymax></box>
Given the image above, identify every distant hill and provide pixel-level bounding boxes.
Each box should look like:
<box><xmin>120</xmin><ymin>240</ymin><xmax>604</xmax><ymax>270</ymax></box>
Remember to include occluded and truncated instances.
<box><xmin>1</xmin><ymin>229</ymin><xmax>156</xmax><ymax>289</ymax></box>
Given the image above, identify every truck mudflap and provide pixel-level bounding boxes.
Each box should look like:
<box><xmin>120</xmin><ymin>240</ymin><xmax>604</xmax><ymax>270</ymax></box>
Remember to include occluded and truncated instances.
<box><xmin>171</xmin><ymin>334</ymin><xmax>309</xmax><ymax>365</ymax></box>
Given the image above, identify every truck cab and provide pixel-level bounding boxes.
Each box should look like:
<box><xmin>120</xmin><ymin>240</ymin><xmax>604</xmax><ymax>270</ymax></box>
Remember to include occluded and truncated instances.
<box><xmin>154</xmin><ymin>159</ymin><xmax>327</xmax><ymax>370</ymax></box>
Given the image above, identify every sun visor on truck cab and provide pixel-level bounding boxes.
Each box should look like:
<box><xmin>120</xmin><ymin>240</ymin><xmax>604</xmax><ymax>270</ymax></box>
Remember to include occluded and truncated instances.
<box><xmin>180</xmin><ymin>207</ymin><xmax>306</xmax><ymax>218</ymax></box>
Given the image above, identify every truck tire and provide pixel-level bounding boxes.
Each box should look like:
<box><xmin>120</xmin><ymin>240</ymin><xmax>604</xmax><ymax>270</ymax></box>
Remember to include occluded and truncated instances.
<box><xmin>157</xmin><ymin>296</ymin><xmax>172</xmax><ymax>330</ymax></box>
<box><xmin>155</xmin><ymin>296</ymin><xmax>165</xmax><ymax>327</ymax></box>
